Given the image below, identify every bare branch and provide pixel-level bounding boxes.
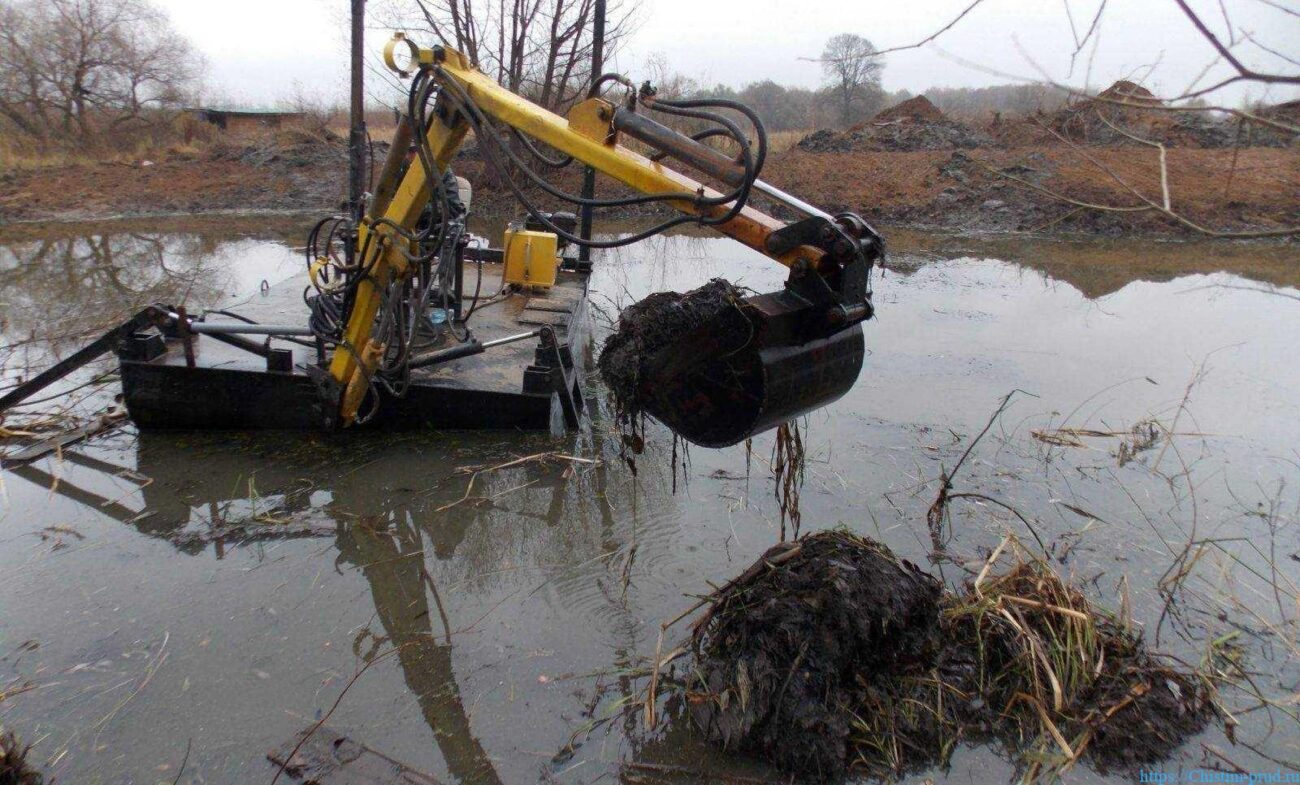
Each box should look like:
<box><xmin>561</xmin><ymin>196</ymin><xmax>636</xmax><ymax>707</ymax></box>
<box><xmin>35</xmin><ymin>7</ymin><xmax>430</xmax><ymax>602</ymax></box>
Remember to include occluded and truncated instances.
<box><xmin>1171</xmin><ymin>0</ymin><xmax>1300</xmax><ymax>90</ymax></box>
<box><xmin>871</xmin><ymin>0</ymin><xmax>990</xmax><ymax>57</ymax></box>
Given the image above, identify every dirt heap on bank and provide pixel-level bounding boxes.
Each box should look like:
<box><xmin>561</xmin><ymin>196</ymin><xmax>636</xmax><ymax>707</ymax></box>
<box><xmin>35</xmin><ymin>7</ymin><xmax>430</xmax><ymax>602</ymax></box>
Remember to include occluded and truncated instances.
<box><xmin>873</xmin><ymin>95</ymin><xmax>947</xmax><ymax>124</ymax></box>
<box><xmin>798</xmin><ymin>96</ymin><xmax>994</xmax><ymax>153</ymax></box>
<box><xmin>1051</xmin><ymin>80</ymin><xmax>1169</xmax><ymax>146</ymax></box>
<box><xmin>795</xmin><ymin>82</ymin><xmax>1295</xmax><ymax>154</ymax></box>
<box><xmin>207</xmin><ymin>127</ymin><xmax>350</xmax><ymax>170</ymax></box>
<box><xmin>680</xmin><ymin>531</ymin><xmax>1215</xmax><ymax>782</ymax></box>
<box><xmin>1029</xmin><ymin>80</ymin><xmax>1295</xmax><ymax>149</ymax></box>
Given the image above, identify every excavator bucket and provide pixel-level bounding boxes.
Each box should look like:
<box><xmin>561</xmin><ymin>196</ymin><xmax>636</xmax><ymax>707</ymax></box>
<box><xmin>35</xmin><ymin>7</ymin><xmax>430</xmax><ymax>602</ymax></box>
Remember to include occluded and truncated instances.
<box><xmin>631</xmin><ymin>287</ymin><xmax>866</xmax><ymax>448</ymax></box>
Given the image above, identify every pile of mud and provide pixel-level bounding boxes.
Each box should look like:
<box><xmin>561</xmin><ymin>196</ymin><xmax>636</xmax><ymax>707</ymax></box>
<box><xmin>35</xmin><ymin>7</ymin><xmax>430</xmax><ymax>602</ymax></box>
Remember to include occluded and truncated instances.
<box><xmin>688</xmin><ymin>533</ymin><xmax>942</xmax><ymax>780</ymax></box>
<box><xmin>873</xmin><ymin>95</ymin><xmax>947</xmax><ymax>124</ymax></box>
<box><xmin>680</xmin><ymin>531</ymin><xmax>1214</xmax><ymax>782</ymax></box>
<box><xmin>798</xmin><ymin>96</ymin><xmax>994</xmax><ymax>153</ymax></box>
<box><xmin>207</xmin><ymin>127</ymin><xmax>349</xmax><ymax>169</ymax></box>
<box><xmin>798</xmin><ymin>83</ymin><xmax>1295</xmax><ymax>154</ymax></box>
<box><xmin>1046</xmin><ymin>80</ymin><xmax>1294</xmax><ymax>149</ymax></box>
<box><xmin>596</xmin><ymin>278</ymin><xmax>747</xmax><ymax>432</ymax></box>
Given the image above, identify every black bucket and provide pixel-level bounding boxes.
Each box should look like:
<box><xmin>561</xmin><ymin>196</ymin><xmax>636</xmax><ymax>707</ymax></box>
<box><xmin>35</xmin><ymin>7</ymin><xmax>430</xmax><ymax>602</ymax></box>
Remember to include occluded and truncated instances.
<box><xmin>636</xmin><ymin>289</ymin><xmax>866</xmax><ymax>448</ymax></box>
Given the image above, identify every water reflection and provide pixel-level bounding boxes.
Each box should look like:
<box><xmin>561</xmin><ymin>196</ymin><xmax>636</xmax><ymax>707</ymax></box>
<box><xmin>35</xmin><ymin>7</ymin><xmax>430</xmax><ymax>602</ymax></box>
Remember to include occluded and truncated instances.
<box><xmin>0</xmin><ymin>220</ymin><xmax>1297</xmax><ymax>784</ymax></box>
<box><xmin>8</xmin><ymin>423</ymin><xmax>642</xmax><ymax>783</ymax></box>
<box><xmin>0</xmin><ymin>217</ymin><xmax>307</xmax><ymax>366</ymax></box>
<box><xmin>334</xmin><ymin>518</ymin><xmax>503</xmax><ymax>784</ymax></box>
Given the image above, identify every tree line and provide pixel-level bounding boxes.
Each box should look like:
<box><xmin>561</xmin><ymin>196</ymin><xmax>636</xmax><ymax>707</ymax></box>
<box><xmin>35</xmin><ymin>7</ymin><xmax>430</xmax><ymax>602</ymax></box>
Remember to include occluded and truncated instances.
<box><xmin>0</xmin><ymin>0</ymin><xmax>201</xmax><ymax>149</ymax></box>
<box><xmin>0</xmin><ymin>0</ymin><xmax>1081</xmax><ymax>156</ymax></box>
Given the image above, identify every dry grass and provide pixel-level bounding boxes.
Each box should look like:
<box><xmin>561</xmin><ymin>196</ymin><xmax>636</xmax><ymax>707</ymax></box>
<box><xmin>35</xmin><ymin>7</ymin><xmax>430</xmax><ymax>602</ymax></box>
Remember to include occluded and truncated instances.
<box><xmin>852</xmin><ymin>537</ymin><xmax>1218</xmax><ymax>780</ymax></box>
<box><xmin>766</xmin><ymin>129</ymin><xmax>811</xmax><ymax>154</ymax></box>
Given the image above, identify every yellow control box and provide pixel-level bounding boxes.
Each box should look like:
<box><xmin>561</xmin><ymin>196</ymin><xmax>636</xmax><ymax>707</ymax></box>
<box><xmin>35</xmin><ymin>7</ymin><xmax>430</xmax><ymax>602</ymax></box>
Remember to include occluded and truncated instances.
<box><xmin>502</xmin><ymin>229</ymin><xmax>559</xmax><ymax>288</ymax></box>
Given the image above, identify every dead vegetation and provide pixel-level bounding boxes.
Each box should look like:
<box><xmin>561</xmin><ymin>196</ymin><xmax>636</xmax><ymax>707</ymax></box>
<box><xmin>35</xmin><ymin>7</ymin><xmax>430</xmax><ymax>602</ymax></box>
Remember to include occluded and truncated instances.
<box><xmin>674</xmin><ymin>531</ymin><xmax>1217</xmax><ymax>783</ymax></box>
<box><xmin>0</xmin><ymin>681</ymin><xmax>42</xmax><ymax>785</ymax></box>
<box><xmin>0</xmin><ymin>731</ymin><xmax>42</xmax><ymax>785</ymax></box>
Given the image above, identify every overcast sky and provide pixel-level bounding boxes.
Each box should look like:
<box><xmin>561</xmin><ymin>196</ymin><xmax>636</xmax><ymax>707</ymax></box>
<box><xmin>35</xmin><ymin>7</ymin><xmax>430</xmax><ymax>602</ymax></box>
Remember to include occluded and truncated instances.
<box><xmin>158</xmin><ymin>0</ymin><xmax>1299</xmax><ymax>109</ymax></box>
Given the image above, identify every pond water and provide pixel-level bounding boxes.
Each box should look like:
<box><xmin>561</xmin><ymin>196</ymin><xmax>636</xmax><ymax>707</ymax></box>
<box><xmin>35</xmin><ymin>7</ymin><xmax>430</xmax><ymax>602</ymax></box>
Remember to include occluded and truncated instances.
<box><xmin>0</xmin><ymin>215</ymin><xmax>1297</xmax><ymax>785</ymax></box>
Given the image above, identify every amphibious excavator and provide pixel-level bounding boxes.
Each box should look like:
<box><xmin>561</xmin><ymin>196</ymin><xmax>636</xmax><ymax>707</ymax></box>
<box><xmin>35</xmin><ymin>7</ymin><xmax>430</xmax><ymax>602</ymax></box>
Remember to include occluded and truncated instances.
<box><xmin>0</xmin><ymin>35</ymin><xmax>883</xmax><ymax>449</ymax></box>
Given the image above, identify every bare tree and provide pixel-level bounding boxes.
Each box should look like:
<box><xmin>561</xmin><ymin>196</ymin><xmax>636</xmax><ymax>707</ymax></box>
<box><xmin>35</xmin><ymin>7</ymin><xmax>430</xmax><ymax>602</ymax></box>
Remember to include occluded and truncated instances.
<box><xmin>820</xmin><ymin>33</ymin><xmax>884</xmax><ymax>128</ymax></box>
<box><xmin>0</xmin><ymin>0</ymin><xmax>201</xmax><ymax>144</ymax></box>
<box><xmin>375</xmin><ymin>0</ymin><xmax>635</xmax><ymax>112</ymax></box>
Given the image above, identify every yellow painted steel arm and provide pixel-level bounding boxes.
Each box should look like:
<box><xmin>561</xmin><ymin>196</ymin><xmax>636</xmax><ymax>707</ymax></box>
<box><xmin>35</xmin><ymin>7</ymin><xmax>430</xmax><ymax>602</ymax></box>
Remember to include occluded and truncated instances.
<box><xmin>331</xmin><ymin>43</ymin><xmax>824</xmax><ymax>423</ymax></box>
<box><xmin>430</xmin><ymin>47</ymin><xmax>822</xmax><ymax>269</ymax></box>
<box><xmin>329</xmin><ymin>98</ymin><xmax>468</xmax><ymax>419</ymax></box>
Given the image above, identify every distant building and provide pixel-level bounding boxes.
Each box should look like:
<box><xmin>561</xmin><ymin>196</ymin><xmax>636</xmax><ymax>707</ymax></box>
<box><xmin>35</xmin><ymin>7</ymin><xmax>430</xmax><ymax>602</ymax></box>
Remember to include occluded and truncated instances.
<box><xmin>187</xmin><ymin>108</ymin><xmax>306</xmax><ymax>134</ymax></box>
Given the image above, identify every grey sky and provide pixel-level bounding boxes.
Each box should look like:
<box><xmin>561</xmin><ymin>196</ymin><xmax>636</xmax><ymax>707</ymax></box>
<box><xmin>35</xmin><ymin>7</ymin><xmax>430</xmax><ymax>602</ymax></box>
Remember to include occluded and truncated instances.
<box><xmin>160</xmin><ymin>0</ymin><xmax>1299</xmax><ymax>108</ymax></box>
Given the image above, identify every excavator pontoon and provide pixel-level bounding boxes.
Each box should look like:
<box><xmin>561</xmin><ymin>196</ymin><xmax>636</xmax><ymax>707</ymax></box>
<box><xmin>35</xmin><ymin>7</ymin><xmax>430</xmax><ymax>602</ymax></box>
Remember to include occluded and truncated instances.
<box><xmin>0</xmin><ymin>36</ymin><xmax>883</xmax><ymax>449</ymax></box>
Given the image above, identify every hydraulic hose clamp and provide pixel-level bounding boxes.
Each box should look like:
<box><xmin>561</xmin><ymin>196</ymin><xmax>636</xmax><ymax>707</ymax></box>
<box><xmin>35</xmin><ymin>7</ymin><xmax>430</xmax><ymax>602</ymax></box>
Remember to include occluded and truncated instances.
<box><xmin>384</xmin><ymin>32</ymin><xmax>421</xmax><ymax>78</ymax></box>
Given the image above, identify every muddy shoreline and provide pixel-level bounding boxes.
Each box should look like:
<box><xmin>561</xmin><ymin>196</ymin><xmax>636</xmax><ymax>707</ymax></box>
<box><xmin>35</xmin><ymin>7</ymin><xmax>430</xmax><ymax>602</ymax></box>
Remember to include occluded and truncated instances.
<box><xmin>3</xmin><ymin>140</ymin><xmax>1296</xmax><ymax>242</ymax></box>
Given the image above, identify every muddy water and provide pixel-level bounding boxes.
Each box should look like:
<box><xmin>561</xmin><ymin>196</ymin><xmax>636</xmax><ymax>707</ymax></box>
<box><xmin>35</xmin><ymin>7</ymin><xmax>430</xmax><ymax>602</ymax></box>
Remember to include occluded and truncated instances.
<box><xmin>1</xmin><ymin>216</ymin><xmax>1297</xmax><ymax>785</ymax></box>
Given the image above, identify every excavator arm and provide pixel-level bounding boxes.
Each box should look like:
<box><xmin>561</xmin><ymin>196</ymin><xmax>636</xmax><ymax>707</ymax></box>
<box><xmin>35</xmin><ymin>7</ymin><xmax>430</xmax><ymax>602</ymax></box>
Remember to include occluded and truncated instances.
<box><xmin>327</xmin><ymin>37</ymin><xmax>883</xmax><ymax>446</ymax></box>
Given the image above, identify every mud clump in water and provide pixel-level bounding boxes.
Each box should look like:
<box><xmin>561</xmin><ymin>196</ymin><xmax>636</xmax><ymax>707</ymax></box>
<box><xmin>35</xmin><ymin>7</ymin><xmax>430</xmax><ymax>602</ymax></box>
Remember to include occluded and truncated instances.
<box><xmin>597</xmin><ymin>278</ymin><xmax>746</xmax><ymax>431</ymax></box>
<box><xmin>687</xmin><ymin>533</ymin><xmax>943</xmax><ymax>781</ymax></box>
<box><xmin>0</xmin><ymin>730</ymin><xmax>42</xmax><ymax>785</ymax></box>
<box><xmin>682</xmin><ymin>532</ymin><xmax>1215</xmax><ymax>782</ymax></box>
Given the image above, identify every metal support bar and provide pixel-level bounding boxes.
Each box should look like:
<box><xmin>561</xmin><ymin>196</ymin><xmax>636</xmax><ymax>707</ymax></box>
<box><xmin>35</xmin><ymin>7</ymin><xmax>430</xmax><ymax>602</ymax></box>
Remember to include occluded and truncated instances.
<box><xmin>751</xmin><ymin>179</ymin><xmax>834</xmax><ymax>221</ymax></box>
<box><xmin>186</xmin><ymin>322</ymin><xmax>316</xmax><ymax>336</ymax></box>
<box><xmin>482</xmin><ymin>329</ymin><xmax>542</xmax><ymax>349</ymax></box>
<box><xmin>577</xmin><ymin>0</ymin><xmax>607</xmax><ymax>264</ymax></box>
<box><xmin>0</xmin><ymin>307</ymin><xmax>162</xmax><ymax>414</ymax></box>
<box><xmin>406</xmin><ymin>329</ymin><xmax>541</xmax><ymax>371</ymax></box>
<box><xmin>348</xmin><ymin>0</ymin><xmax>367</xmax><ymax>221</ymax></box>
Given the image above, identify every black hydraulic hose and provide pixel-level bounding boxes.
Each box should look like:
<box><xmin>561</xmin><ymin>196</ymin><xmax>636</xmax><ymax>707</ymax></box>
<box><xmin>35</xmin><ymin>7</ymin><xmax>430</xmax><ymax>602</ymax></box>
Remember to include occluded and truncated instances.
<box><xmin>643</xmin><ymin>97</ymin><xmax>767</xmax><ymax>181</ymax></box>
<box><xmin>437</xmin><ymin>68</ymin><xmax>755</xmax><ymax>218</ymax></box>
<box><xmin>649</xmin><ymin>127</ymin><xmax>736</xmax><ymax>162</ymax></box>
<box><xmin>587</xmin><ymin>72</ymin><xmax>635</xmax><ymax>100</ymax></box>
<box><xmin>508</xmin><ymin>125</ymin><xmax>573</xmax><ymax>168</ymax></box>
<box><xmin>648</xmin><ymin>94</ymin><xmax>769</xmax><ymax>159</ymax></box>
<box><xmin>641</xmin><ymin>97</ymin><xmax>765</xmax><ymax>222</ymax></box>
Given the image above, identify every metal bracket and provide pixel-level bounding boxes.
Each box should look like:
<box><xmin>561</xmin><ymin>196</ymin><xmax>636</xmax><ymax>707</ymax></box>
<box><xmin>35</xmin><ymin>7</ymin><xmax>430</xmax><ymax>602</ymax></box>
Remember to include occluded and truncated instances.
<box><xmin>522</xmin><ymin>326</ymin><xmax>581</xmax><ymax>429</ymax></box>
<box><xmin>765</xmin><ymin>213</ymin><xmax>883</xmax><ymax>319</ymax></box>
<box><xmin>0</xmin><ymin>306</ymin><xmax>167</xmax><ymax>415</ymax></box>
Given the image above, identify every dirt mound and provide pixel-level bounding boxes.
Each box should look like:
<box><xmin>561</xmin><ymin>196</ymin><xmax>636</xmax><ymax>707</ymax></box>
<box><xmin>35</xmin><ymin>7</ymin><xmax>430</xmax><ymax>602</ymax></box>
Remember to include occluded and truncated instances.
<box><xmin>1263</xmin><ymin>99</ymin><xmax>1300</xmax><ymax>124</ymax></box>
<box><xmin>207</xmin><ymin>128</ymin><xmax>347</xmax><ymax>169</ymax></box>
<box><xmin>1051</xmin><ymin>80</ymin><xmax>1169</xmax><ymax>146</ymax></box>
<box><xmin>797</xmin><ymin>118</ymin><xmax>994</xmax><ymax>154</ymax></box>
<box><xmin>680</xmin><ymin>532</ymin><xmax>1215</xmax><ymax>782</ymax></box>
<box><xmin>871</xmin><ymin>95</ymin><xmax>945</xmax><ymax>125</ymax></box>
<box><xmin>1041</xmin><ymin>80</ymin><xmax>1293</xmax><ymax>148</ymax></box>
<box><xmin>798</xmin><ymin>95</ymin><xmax>993</xmax><ymax>153</ymax></box>
<box><xmin>688</xmin><ymin>533</ymin><xmax>942</xmax><ymax>781</ymax></box>
<box><xmin>597</xmin><ymin>279</ymin><xmax>746</xmax><ymax>431</ymax></box>
<box><xmin>1096</xmin><ymin>80</ymin><xmax>1161</xmax><ymax>106</ymax></box>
